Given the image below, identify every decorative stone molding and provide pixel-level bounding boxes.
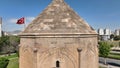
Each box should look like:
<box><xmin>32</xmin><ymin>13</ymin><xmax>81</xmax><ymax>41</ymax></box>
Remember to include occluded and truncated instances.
<box><xmin>33</xmin><ymin>48</ymin><xmax>38</xmax><ymax>53</ymax></box>
<box><xmin>77</xmin><ymin>48</ymin><xmax>82</xmax><ymax>52</ymax></box>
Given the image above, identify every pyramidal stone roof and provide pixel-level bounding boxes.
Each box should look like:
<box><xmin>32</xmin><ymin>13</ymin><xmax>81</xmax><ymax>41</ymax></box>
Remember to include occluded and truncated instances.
<box><xmin>22</xmin><ymin>0</ymin><xmax>97</xmax><ymax>35</ymax></box>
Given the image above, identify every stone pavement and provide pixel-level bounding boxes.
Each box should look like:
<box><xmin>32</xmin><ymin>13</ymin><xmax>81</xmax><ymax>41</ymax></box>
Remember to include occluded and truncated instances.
<box><xmin>112</xmin><ymin>47</ymin><xmax>120</xmax><ymax>51</ymax></box>
<box><xmin>99</xmin><ymin>63</ymin><xmax>120</xmax><ymax>68</ymax></box>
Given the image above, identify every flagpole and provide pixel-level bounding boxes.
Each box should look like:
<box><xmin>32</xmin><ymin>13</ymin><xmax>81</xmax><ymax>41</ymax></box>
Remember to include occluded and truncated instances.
<box><xmin>24</xmin><ymin>23</ymin><xmax>26</xmax><ymax>30</ymax></box>
<box><xmin>24</xmin><ymin>20</ymin><xmax>26</xmax><ymax>30</ymax></box>
<box><xmin>16</xmin><ymin>17</ymin><xmax>26</xmax><ymax>31</ymax></box>
<box><xmin>23</xmin><ymin>17</ymin><xmax>26</xmax><ymax>30</ymax></box>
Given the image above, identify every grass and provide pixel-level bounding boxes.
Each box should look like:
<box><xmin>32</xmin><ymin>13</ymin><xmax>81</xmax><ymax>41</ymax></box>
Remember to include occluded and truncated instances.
<box><xmin>7</xmin><ymin>57</ymin><xmax>19</xmax><ymax>68</ymax></box>
<box><xmin>0</xmin><ymin>53</ymin><xmax>19</xmax><ymax>68</ymax></box>
<box><xmin>99</xmin><ymin>51</ymin><xmax>120</xmax><ymax>60</ymax></box>
<box><xmin>99</xmin><ymin>52</ymin><xmax>120</xmax><ymax>60</ymax></box>
<box><xmin>5</xmin><ymin>54</ymin><xmax>18</xmax><ymax>60</ymax></box>
<box><xmin>107</xmin><ymin>41</ymin><xmax>120</xmax><ymax>47</ymax></box>
<box><xmin>6</xmin><ymin>54</ymin><xmax>19</xmax><ymax>68</ymax></box>
<box><xmin>108</xmin><ymin>53</ymin><xmax>120</xmax><ymax>60</ymax></box>
<box><xmin>0</xmin><ymin>53</ymin><xmax>18</xmax><ymax>59</ymax></box>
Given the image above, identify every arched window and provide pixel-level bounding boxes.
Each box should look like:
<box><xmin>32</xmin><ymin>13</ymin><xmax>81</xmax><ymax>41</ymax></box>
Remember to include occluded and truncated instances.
<box><xmin>56</xmin><ymin>60</ymin><xmax>60</xmax><ymax>67</ymax></box>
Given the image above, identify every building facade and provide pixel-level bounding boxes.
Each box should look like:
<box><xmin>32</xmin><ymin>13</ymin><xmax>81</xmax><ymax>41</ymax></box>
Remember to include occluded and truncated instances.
<box><xmin>19</xmin><ymin>0</ymin><xmax>98</xmax><ymax>68</ymax></box>
<box><xmin>115</xmin><ymin>29</ymin><xmax>120</xmax><ymax>36</ymax></box>
<box><xmin>98</xmin><ymin>28</ymin><xmax>104</xmax><ymax>35</ymax></box>
<box><xmin>98</xmin><ymin>28</ymin><xmax>111</xmax><ymax>41</ymax></box>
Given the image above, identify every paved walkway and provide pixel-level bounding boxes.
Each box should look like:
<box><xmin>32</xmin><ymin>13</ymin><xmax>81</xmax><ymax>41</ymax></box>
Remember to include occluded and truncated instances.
<box><xmin>100</xmin><ymin>63</ymin><xmax>120</xmax><ymax>68</ymax></box>
<box><xmin>111</xmin><ymin>51</ymin><xmax>120</xmax><ymax>54</ymax></box>
<box><xmin>99</xmin><ymin>57</ymin><xmax>120</xmax><ymax>68</ymax></box>
<box><xmin>112</xmin><ymin>47</ymin><xmax>120</xmax><ymax>51</ymax></box>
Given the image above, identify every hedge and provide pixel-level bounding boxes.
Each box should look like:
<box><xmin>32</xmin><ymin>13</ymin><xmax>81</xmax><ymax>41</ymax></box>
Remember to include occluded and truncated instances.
<box><xmin>0</xmin><ymin>57</ymin><xmax>9</xmax><ymax>68</ymax></box>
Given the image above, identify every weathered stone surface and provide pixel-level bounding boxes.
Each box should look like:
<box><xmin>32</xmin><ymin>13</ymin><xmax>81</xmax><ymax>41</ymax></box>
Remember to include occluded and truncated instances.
<box><xmin>19</xmin><ymin>0</ymin><xmax>98</xmax><ymax>68</ymax></box>
<box><xmin>22</xmin><ymin>0</ymin><xmax>96</xmax><ymax>34</ymax></box>
<box><xmin>19</xmin><ymin>36</ymin><xmax>98</xmax><ymax>68</ymax></box>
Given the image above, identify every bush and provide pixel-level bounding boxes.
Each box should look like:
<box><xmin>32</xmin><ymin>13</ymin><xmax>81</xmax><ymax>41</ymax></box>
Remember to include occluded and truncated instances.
<box><xmin>99</xmin><ymin>42</ymin><xmax>111</xmax><ymax>57</ymax></box>
<box><xmin>16</xmin><ymin>51</ymin><xmax>19</xmax><ymax>57</ymax></box>
<box><xmin>119</xmin><ymin>42</ymin><xmax>120</xmax><ymax>47</ymax></box>
<box><xmin>0</xmin><ymin>57</ymin><xmax>9</xmax><ymax>68</ymax></box>
<box><xmin>99</xmin><ymin>42</ymin><xmax>111</xmax><ymax>64</ymax></box>
<box><xmin>114</xmin><ymin>36</ymin><xmax>120</xmax><ymax>41</ymax></box>
<box><xmin>110</xmin><ymin>44</ymin><xmax>114</xmax><ymax>47</ymax></box>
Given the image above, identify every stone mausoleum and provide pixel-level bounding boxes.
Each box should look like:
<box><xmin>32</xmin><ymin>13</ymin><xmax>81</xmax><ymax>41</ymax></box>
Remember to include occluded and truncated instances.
<box><xmin>19</xmin><ymin>0</ymin><xmax>98</xmax><ymax>68</ymax></box>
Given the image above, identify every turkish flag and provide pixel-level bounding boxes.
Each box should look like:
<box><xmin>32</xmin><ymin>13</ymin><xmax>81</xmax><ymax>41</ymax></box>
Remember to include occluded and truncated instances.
<box><xmin>16</xmin><ymin>17</ymin><xmax>24</xmax><ymax>24</ymax></box>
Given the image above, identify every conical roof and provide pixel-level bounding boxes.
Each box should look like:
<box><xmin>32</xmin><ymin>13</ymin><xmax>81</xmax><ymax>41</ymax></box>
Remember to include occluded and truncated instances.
<box><xmin>22</xmin><ymin>0</ymin><xmax>97</xmax><ymax>35</ymax></box>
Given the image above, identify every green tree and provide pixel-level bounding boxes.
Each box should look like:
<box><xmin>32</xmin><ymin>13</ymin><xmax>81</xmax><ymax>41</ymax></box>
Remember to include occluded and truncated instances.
<box><xmin>99</xmin><ymin>42</ymin><xmax>111</xmax><ymax>65</ymax></box>
<box><xmin>9</xmin><ymin>36</ymin><xmax>20</xmax><ymax>52</ymax></box>
<box><xmin>119</xmin><ymin>42</ymin><xmax>120</xmax><ymax>47</ymax></box>
<box><xmin>114</xmin><ymin>36</ymin><xmax>120</xmax><ymax>41</ymax></box>
<box><xmin>110</xmin><ymin>34</ymin><xmax>114</xmax><ymax>41</ymax></box>
<box><xmin>0</xmin><ymin>36</ymin><xmax>20</xmax><ymax>54</ymax></box>
<box><xmin>0</xmin><ymin>36</ymin><xmax>10</xmax><ymax>52</ymax></box>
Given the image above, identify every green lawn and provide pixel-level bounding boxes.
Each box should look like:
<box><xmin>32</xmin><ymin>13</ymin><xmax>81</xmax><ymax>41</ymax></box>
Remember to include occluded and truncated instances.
<box><xmin>108</xmin><ymin>53</ymin><xmax>120</xmax><ymax>60</ymax></box>
<box><xmin>0</xmin><ymin>53</ymin><xmax>18</xmax><ymax>59</ymax></box>
<box><xmin>7</xmin><ymin>57</ymin><xmax>19</xmax><ymax>68</ymax></box>
<box><xmin>6</xmin><ymin>54</ymin><xmax>19</xmax><ymax>68</ymax></box>
<box><xmin>0</xmin><ymin>54</ymin><xmax>19</xmax><ymax>68</ymax></box>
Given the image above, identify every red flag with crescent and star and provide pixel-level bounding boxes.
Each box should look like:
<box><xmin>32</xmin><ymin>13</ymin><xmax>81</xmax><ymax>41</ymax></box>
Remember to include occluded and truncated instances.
<box><xmin>16</xmin><ymin>17</ymin><xmax>24</xmax><ymax>24</ymax></box>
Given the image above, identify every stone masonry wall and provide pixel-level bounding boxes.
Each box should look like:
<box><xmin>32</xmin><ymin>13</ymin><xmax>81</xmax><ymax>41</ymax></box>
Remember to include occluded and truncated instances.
<box><xmin>19</xmin><ymin>36</ymin><xmax>98</xmax><ymax>68</ymax></box>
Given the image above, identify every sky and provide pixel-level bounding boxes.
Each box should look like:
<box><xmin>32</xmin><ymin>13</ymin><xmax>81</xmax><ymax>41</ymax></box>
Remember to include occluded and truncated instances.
<box><xmin>0</xmin><ymin>0</ymin><xmax>120</xmax><ymax>31</ymax></box>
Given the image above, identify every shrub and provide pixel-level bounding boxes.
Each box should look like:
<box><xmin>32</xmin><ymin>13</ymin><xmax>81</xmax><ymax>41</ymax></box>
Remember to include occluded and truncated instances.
<box><xmin>110</xmin><ymin>44</ymin><xmax>114</xmax><ymax>47</ymax></box>
<box><xmin>119</xmin><ymin>42</ymin><xmax>120</xmax><ymax>47</ymax></box>
<box><xmin>99</xmin><ymin>42</ymin><xmax>111</xmax><ymax>64</ymax></box>
<box><xmin>16</xmin><ymin>51</ymin><xmax>19</xmax><ymax>57</ymax></box>
<box><xmin>114</xmin><ymin>36</ymin><xmax>120</xmax><ymax>41</ymax></box>
<box><xmin>99</xmin><ymin>42</ymin><xmax>111</xmax><ymax>57</ymax></box>
<box><xmin>0</xmin><ymin>57</ymin><xmax>9</xmax><ymax>68</ymax></box>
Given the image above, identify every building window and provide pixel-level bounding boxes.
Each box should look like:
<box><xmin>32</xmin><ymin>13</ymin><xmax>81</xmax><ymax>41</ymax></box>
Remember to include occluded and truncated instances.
<box><xmin>56</xmin><ymin>60</ymin><xmax>60</xmax><ymax>67</ymax></box>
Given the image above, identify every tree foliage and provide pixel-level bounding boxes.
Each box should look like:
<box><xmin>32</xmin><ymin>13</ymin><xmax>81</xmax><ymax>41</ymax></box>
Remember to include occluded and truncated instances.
<box><xmin>99</xmin><ymin>42</ymin><xmax>111</xmax><ymax>58</ymax></box>
<box><xmin>0</xmin><ymin>36</ymin><xmax>20</xmax><ymax>54</ymax></box>
<box><xmin>114</xmin><ymin>36</ymin><xmax>120</xmax><ymax>41</ymax></box>
<box><xmin>99</xmin><ymin>42</ymin><xmax>111</xmax><ymax>65</ymax></box>
<box><xmin>119</xmin><ymin>42</ymin><xmax>120</xmax><ymax>47</ymax></box>
<box><xmin>0</xmin><ymin>36</ymin><xmax>10</xmax><ymax>47</ymax></box>
<box><xmin>110</xmin><ymin>34</ymin><xmax>114</xmax><ymax>39</ymax></box>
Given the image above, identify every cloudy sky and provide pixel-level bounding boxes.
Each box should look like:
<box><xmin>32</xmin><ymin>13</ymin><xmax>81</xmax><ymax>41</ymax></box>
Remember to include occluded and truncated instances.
<box><xmin>0</xmin><ymin>0</ymin><xmax>120</xmax><ymax>31</ymax></box>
